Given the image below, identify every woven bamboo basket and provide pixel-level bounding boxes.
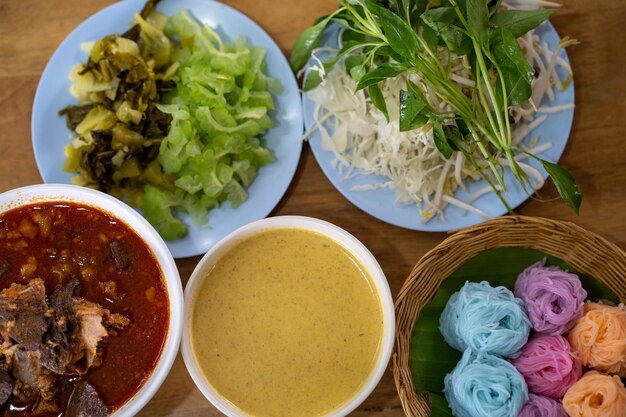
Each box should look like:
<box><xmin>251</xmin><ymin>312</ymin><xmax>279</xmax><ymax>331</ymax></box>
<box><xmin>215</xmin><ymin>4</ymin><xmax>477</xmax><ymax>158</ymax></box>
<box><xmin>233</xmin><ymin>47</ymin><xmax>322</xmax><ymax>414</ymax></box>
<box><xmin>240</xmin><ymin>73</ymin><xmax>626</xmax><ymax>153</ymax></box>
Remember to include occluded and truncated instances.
<box><xmin>392</xmin><ymin>215</ymin><xmax>626</xmax><ymax>417</ymax></box>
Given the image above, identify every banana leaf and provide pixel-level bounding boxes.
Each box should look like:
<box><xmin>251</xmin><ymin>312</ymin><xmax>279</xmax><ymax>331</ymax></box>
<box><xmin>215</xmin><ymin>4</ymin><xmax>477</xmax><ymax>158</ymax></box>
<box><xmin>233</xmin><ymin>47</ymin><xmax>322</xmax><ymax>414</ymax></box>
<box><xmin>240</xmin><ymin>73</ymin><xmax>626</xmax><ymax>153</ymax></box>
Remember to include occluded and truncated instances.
<box><xmin>409</xmin><ymin>247</ymin><xmax>619</xmax><ymax>417</ymax></box>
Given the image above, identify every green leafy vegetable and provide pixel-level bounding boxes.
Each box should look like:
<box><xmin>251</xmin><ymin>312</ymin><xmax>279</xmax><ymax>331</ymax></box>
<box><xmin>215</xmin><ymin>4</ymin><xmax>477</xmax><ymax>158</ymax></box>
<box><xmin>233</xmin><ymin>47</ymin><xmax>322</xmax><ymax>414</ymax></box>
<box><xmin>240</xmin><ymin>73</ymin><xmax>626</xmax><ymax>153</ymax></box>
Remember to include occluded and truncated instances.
<box><xmin>141</xmin><ymin>10</ymin><xmax>277</xmax><ymax>239</ymax></box>
<box><xmin>420</xmin><ymin>7</ymin><xmax>457</xmax><ymax>31</ymax></box>
<box><xmin>364</xmin><ymin>0</ymin><xmax>418</xmax><ymax>62</ymax></box>
<box><xmin>527</xmin><ymin>154</ymin><xmax>583</xmax><ymax>214</ymax></box>
<box><xmin>289</xmin><ymin>14</ymin><xmax>334</xmax><ymax>72</ymax></box>
<box><xmin>61</xmin><ymin>14</ymin><xmax>175</xmax><ymax>208</ymax></box>
<box><xmin>291</xmin><ymin>0</ymin><xmax>581</xmax><ymax>215</ymax></box>
<box><xmin>303</xmin><ymin>69</ymin><xmax>324</xmax><ymax>91</ymax></box>
<box><xmin>399</xmin><ymin>87</ymin><xmax>429</xmax><ymax>132</ymax></box>
<box><xmin>466</xmin><ymin>0</ymin><xmax>490</xmax><ymax>48</ymax></box>
<box><xmin>442</xmin><ymin>125</ymin><xmax>464</xmax><ymax>152</ymax></box>
<box><xmin>491</xmin><ymin>9</ymin><xmax>556</xmax><ymax>38</ymax></box>
<box><xmin>491</xmin><ymin>28</ymin><xmax>535</xmax><ymax>105</ymax></box>
<box><xmin>142</xmin><ymin>184</ymin><xmax>188</xmax><ymax>240</ymax></box>
<box><xmin>356</xmin><ymin>63</ymin><xmax>406</xmax><ymax>90</ymax></box>
<box><xmin>367</xmin><ymin>84</ymin><xmax>389</xmax><ymax>121</ymax></box>
<box><xmin>420</xmin><ymin>7</ymin><xmax>472</xmax><ymax>53</ymax></box>
<box><xmin>432</xmin><ymin>120</ymin><xmax>454</xmax><ymax>159</ymax></box>
<box><xmin>61</xmin><ymin>5</ymin><xmax>279</xmax><ymax>240</ymax></box>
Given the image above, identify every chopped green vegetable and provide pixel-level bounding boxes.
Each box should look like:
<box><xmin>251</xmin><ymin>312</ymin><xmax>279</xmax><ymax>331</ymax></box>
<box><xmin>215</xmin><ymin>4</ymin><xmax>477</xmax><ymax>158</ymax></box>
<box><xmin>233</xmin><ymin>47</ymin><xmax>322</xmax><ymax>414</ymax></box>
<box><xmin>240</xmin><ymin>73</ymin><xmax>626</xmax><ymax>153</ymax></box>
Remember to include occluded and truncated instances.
<box><xmin>61</xmin><ymin>4</ymin><xmax>279</xmax><ymax>240</ymax></box>
<box><xmin>61</xmin><ymin>11</ymin><xmax>174</xmax><ymax>208</ymax></box>
<box><xmin>140</xmin><ymin>10</ymin><xmax>277</xmax><ymax>239</ymax></box>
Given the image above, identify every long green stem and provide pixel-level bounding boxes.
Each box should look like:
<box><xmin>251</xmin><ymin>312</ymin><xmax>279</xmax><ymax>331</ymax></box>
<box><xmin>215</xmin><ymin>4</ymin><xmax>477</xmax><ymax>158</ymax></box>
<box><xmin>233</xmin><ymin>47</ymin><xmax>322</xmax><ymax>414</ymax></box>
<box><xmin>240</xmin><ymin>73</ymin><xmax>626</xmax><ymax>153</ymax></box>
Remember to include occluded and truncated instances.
<box><xmin>472</xmin><ymin>40</ymin><xmax>508</xmax><ymax>152</ymax></box>
<box><xmin>468</xmin><ymin>126</ymin><xmax>507</xmax><ymax>191</ymax></box>
<box><xmin>344</xmin><ymin>2</ymin><xmax>382</xmax><ymax>38</ymax></box>
<box><xmin>447</xmin><ymin>1</ymin><xmax>508</xmax><ymax>143</ymax></box>
<box><xmin>422</xmin><ymin>72</ymin><xmax>502</xmax><ymax>149</ymax></box>
<box><xmin>474</xmin><ymin>63</ymin><xmax>502</xmax><ymax>148</ymax></box>
<box><xmin>343</xmin><ymin>0</ymin><xmax>536</xmax><ymax>208</ymax></box>
<box><xmin>463</xmin><ymin>139</ymin><xmax>513</xmax><ymax>213</ymax></box>
<box><xmin>493</xmin><ymin>62</ymin><xmax>513</xmax><ymax>147</ymax></box>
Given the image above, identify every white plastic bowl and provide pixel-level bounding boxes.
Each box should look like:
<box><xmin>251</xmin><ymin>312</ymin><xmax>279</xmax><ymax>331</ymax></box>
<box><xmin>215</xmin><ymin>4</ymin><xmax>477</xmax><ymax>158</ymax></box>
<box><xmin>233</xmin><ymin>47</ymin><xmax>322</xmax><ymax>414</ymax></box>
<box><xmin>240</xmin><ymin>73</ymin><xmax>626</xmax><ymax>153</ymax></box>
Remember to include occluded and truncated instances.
<box><xmin>0</xmin><ymin>184</ymin><xmax>183</xmax><ymax>417</ymax></box>
<box><xmin>182</xmin><ymin>215</ymin><xmax>395</xmax><ymax>417</ymax></box>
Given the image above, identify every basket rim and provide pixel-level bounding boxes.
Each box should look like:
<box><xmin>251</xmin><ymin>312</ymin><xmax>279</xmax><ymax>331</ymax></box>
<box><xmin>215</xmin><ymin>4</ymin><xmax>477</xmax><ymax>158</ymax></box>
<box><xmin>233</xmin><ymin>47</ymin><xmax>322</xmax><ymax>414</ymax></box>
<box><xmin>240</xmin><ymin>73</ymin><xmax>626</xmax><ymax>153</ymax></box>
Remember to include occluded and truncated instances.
<box><xmin>392</xmin><ymin>215</ymin><xmax>626</xmax><ymax>417</ymax></box>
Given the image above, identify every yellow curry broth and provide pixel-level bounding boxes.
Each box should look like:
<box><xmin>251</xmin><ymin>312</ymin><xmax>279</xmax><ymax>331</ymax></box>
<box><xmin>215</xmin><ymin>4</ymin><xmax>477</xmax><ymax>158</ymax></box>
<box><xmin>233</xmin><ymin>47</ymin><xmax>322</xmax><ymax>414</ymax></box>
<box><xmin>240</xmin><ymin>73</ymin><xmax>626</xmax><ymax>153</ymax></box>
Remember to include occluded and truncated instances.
<box><xmin>191</xmin><ymin>228</ymin><xmax>384</xmax><ymax>417</ymax></box>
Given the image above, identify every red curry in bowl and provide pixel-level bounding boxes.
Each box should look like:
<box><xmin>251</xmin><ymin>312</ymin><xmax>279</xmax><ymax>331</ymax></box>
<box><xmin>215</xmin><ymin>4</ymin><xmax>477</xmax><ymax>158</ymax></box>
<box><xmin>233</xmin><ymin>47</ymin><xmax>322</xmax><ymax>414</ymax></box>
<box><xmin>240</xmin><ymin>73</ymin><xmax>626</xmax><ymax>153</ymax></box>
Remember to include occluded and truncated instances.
<box><xmin>0</xmin><ymin>202</ymin><xmax>169</xmax><ymax>416</ymax></box>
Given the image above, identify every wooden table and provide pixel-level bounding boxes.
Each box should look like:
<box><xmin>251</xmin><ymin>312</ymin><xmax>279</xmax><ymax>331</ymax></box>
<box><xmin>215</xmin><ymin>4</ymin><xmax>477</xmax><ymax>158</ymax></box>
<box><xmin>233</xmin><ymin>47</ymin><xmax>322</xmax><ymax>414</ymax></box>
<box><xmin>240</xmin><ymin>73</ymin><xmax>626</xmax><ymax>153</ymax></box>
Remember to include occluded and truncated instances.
<box><xmin>0</xmin><ymin>0</ymin><xmax>624</xmax><ymax>415</ymax></box>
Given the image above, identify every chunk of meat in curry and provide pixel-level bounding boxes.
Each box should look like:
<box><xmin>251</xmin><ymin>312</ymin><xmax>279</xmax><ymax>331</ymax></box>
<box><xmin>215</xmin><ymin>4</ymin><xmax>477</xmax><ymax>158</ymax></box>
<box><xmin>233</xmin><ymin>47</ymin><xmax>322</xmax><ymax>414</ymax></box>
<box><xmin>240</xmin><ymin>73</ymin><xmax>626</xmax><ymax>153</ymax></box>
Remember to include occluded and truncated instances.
<box><xmin>0</xmin><ymin>279</ymin><xmax>129</xmax><ymax>413</ymax></box>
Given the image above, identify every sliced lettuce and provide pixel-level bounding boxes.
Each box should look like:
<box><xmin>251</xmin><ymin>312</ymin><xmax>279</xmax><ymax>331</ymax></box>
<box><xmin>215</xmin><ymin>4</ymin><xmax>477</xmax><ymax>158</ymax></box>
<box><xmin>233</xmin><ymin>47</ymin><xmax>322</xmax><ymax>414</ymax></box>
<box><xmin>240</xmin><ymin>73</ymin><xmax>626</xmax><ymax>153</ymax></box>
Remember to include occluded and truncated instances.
<box><xmin>141</xmin><ymin>10</ymin><xmax>278</xmax><ymax>239</ymax></box>
<box><xmin>142</xmin><ymin>185</ymin><xmax>188</xmax><ymax>240</ymax></box>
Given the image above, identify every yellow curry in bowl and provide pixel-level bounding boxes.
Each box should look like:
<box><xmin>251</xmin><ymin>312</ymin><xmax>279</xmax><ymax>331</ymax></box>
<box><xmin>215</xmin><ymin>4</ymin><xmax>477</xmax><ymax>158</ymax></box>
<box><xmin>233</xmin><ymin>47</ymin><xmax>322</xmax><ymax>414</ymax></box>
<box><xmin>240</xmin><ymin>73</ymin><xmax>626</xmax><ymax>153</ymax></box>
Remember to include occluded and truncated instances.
<box><xmin>188</xmin><ymin>227</ymin><xmax>385</xmax><ymax>417</ymax></box>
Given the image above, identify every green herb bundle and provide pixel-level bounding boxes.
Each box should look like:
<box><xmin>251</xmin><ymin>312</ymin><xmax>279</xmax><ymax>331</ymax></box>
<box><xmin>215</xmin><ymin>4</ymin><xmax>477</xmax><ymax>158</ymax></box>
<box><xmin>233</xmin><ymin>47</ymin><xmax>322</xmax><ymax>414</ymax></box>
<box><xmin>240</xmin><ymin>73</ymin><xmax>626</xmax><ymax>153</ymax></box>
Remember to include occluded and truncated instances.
<box><xmin>291</xmin><ymin>0</ymin><xmax>581</xmax><ymax>214</ymax></box>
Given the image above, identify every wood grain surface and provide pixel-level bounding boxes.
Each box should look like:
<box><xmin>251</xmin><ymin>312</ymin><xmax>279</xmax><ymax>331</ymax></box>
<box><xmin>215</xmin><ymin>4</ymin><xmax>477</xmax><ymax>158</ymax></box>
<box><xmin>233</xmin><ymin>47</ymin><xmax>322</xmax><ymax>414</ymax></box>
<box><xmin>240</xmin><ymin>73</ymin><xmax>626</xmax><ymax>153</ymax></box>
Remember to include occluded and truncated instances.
<box><xmin>0</xmin><ymin>0</ymin><xmax>624</xmax><ymax>416</ymax></box>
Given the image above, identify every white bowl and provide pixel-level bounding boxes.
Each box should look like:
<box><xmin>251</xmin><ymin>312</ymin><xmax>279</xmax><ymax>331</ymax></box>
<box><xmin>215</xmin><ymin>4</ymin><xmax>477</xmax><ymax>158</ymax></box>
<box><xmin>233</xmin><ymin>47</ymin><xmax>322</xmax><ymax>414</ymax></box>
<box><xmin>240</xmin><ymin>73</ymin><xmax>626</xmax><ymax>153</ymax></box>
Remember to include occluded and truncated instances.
<box><xmin>0</xmin><ymin>184</ymin><xmax>184</xmax><ymax>417</ymax></box>
<box><xmin>182</xmin><ymin>215</ymin><xmax>395</xmax><ymax>417</ymax></box>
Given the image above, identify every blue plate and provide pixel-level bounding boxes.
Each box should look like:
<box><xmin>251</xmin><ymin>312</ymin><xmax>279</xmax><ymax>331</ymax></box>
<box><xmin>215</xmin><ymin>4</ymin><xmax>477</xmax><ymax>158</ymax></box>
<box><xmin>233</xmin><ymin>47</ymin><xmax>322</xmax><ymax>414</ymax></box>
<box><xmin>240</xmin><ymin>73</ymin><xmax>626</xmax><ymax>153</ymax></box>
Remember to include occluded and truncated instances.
<box><xmin>32</xmin><ymin>0</ymin><xmax>303</xmax><ymax>258</ymax></box>
<box><xmin>303</xmin><ymin>22</ymin><xmax>574</xmax><ymax>232</ymax></box>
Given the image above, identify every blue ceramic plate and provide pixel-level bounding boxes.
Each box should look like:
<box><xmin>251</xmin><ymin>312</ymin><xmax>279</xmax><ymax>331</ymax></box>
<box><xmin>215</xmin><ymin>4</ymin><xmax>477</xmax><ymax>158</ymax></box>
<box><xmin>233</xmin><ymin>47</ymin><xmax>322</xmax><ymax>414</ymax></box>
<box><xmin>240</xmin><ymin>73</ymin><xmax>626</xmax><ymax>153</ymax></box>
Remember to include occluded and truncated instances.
<box><xmin>303</xmin><ymin>22</ymin><xmax>574</xmax><ymax>232</ymax></box>
<box><xmin>32</xmin><ymin>0</ymin><xmax>303</xmax><ymax>258</ymax></box>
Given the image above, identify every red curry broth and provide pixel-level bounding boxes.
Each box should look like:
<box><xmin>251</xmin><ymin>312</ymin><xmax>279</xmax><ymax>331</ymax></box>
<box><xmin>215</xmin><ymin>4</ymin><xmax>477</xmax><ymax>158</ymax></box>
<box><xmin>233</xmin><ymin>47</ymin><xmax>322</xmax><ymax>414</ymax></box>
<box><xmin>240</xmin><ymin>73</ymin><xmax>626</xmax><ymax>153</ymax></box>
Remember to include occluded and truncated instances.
<box><xmin>0</xmin><ymin>202</ymin><xmax>169</xmax><ymax>413</ymax></box>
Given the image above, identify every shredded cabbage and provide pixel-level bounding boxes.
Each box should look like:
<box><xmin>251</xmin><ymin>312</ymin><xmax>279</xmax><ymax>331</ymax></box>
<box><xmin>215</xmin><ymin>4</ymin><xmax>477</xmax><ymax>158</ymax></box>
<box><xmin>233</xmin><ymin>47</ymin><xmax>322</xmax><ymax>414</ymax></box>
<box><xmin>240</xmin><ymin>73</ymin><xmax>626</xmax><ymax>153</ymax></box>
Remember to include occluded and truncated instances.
<box><xmin>141</xmin><ymin>10</ymin><xmax>277</xmax><ymax>239</ymax></box>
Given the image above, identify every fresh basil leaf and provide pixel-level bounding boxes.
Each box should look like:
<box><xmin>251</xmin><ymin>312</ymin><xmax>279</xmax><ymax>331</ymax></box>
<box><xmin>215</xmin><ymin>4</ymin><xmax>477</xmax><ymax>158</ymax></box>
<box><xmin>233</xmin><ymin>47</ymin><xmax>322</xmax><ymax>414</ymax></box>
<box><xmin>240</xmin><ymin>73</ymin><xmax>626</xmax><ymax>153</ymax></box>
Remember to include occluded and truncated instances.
<box><xmin>386</xmin><ymin>0</ymin><xmax>402</xmax><ymax>14</ymax></box>
<box><xmin>290</xmin><ymin>16</ymin><xmax>332</xmax><ymax>72</ymax></box>
<box><xmin>491</xmin><ymin>28</ymin><xmax>534</xmax><ymax>105</ymax></box>
<box><xmin>405</xmin><ymin>78</ymin><xmax>420</xmax><ymax>95</ymax></box>
<box><xmin>368</xmin><ymin>84</ymin><xmax>390</xmax><ymax>121</ymax></box>
<box><xmin>344</xmin><ymin>55</ymin><xmax>364</xmax><ymax>72</ymax></box>
<box><xmin>355</xmin><ymin>63</ymin><xmax>406</xmax><ymax>90</ymax></box>
<box><xmin>364</xmin><ymin>0</ymin><xmax>419</xmax><ymax>62</ymax></box>
<box><xmin>491</xmin><ymin>9</ymin><xmax>555</xmax><ymax>38</ymax></box>
<box><xmin>313</xmin><ymin>14</ymin><xmax>330</xmax><ymax>25</ymax></box>
<box><xmin>410</xmin><ymin>0</ymin><xmax>430</xmax><ymax>23</ymax></box>
<box><xmin>440</xmin><ymin>27</ymin><xmax>473</xmax><ymax>55</ymax></box>
<box><xmin>399</xmin><ymin>0</ymin><xmax>422</xmax><ymax>23</ymax></box>
<box><xmin>456</xmin><ymin>118</ymin><xmax>470</xmax><ymax>136</ymax></box>
<box><xmin>466</xmin><ymin>0</ymin><xmax>490</xmax><ymax>48</ymax></box>
<box><xmin>536</xmin><ymin>157</ymin><xmax>582</xmax><ymax>214</ymax></box>
<box><xmin>350</xmin><ymin>63</ymin><xmax>367</xmax><ymax>81</ymax></box>
<box><xmin>418</xmin><ymin>23</ymin><xmax>439</xmax><ymax>52</ymax></box>
<box><xmin>335</xmin><ymin>40</ymin><xmax>370</xmax><ymax>63</ymax></box>
<box><xmin>407</xmin><ymin>80</ymin><xmax>433</xmax><ymax>111</ymax></box>
<box><xmin>303</xmin><ymin>69</ymin><xmax>324</xmax><ymax>91</ymax></box>
<box><xmin>399</xmin><ymin>89</ymin><xmax>429</xmax><ymax>131</ymax></box>
<box><xmin>412</xmin><ymin>114</ymin><xmax>430</xmax><ymax>131</ymax></box>
<box><xmin>420</xmin><ymin>7</ymin><xmax>457</xmax><ymax>32</ymax></box>
<box><xmin>341</xmin><ymin>28</ymin><xmax>368</xmax><ymax>44</ymax></box>
<box><xmin>442</xmin><ymin>125</ymin><xmax>464</xmax><ymax>151</ymax></box>
<box><xmin>420</xmin><ymin>7</ymin><xmax>473</xmax><ymax>53</ymax></box>
<box><xmin>432</xmin><ymin>120</ymin><xmax>454</xmax><ymax>159</ymax></box>
<box><xmin>375</xmin><ymin>45</ymin><xmax>405</xmax><ymax>63</ymax></box>
<box><xmin>302</xmin><ymin>61</ymin><xmax>336</xmax><ymax>92</ymax></box>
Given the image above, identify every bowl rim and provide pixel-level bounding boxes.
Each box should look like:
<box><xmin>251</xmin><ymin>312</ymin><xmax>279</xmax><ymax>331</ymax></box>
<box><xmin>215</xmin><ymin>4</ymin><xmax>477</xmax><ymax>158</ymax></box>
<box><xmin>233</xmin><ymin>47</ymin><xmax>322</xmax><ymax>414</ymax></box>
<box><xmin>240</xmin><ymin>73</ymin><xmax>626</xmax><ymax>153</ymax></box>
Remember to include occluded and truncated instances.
<box><xmin>0</xmin><ymin>183</ymin><xmax>184</xmax><ymax>417</ymax></box>
<box><xmin>181</xmin><ymin>215</ymin><xmax>396</xmax><ymax>417</ymax></box>
<box><xmin>392</xmin><ymin>215</ymin><xmax>626</xmax><ymax>417</ymax></box>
